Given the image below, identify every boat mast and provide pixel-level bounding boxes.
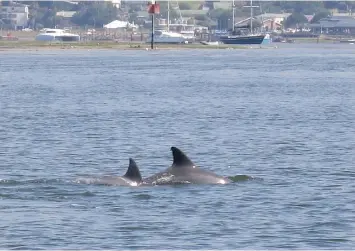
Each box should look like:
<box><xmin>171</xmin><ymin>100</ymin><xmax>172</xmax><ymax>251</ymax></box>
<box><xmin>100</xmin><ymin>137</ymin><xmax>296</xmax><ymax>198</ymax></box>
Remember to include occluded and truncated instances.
<box><xmin>167</xmin><ymin>0</ymin><xmax>170</xmax><ymax>31</ymax></box>
<box><xmin>259</xmin><ymin>2</ymin><xmax>264</xmax><ymax>32</ymax></box>
<box><xmin>232</xmin><ymin>0</ymin><xmax>235</xmax><ymax>32</ymax></box>
<box><xmin>243</xmin><ymin>0</ymin><xmax>259</xmax><ymax>34</ymax></box>
<box><xmin>250</xmin><ymin>0</ymin><xmax>253</xmax><ymax>32</ymax></box>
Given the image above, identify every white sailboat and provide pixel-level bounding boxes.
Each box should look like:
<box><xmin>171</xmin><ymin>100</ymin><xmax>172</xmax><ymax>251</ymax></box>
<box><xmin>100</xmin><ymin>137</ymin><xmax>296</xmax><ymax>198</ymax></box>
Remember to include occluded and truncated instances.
<box><xmin>146</xmin><ymin>1</ymin><xmax>189</xmax><ymax>44</ymax></box>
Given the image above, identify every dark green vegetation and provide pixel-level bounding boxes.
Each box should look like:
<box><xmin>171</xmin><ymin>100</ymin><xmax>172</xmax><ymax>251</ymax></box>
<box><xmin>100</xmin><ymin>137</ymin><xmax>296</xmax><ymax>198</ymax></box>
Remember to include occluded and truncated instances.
<box><xmin>0</xmin><ymin>1</ymin><xmax>354</xmax><ymax>29</ymax></box>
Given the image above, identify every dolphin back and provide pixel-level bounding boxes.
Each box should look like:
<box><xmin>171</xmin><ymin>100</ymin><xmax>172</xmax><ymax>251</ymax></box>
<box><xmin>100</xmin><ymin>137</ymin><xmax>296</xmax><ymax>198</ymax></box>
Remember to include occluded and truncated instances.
<box><xmin>123</xmin><ymin>158</ymin><xmax>142</xmax><ymax>183</ymax></box>
<box><xmin>171</xmin><ymin>147</ymin><xmax>195</xmax><ymax>167</ymax></box>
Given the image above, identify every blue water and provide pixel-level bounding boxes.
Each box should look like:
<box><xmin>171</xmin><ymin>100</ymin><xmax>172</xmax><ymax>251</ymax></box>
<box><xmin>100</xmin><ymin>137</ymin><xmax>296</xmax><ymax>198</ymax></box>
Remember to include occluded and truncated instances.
<box><xmin>1</xmin><ymin>44</ymin><xmax>355</xmax><ymax>249</ymax></box>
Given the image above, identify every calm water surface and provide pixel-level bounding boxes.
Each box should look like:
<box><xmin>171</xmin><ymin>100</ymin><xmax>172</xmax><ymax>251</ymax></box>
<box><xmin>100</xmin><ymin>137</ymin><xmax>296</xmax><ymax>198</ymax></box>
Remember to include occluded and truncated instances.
<box><xmin>0</xmin><ymin>44</ymin><xmax>355</xmax><ymax>249</ymax></box>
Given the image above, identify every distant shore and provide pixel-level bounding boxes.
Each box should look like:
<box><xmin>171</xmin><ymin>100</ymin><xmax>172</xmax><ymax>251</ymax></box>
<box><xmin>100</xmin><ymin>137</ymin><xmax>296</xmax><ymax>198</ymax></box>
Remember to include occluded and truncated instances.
<box><xmin>0</xmin><ymin>40</ymin><xmax>250</xmax><ymax>51</ymax></box>
<box><xmin>0</xmin><ymin>37</ymin><xmax>343</xmax><ymax>52</ymax></box>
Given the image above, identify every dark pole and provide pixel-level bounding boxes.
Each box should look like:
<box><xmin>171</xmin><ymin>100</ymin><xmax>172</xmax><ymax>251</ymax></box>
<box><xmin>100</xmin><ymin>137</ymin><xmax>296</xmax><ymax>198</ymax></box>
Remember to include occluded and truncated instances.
<box><xmin>151</xmin><ymin>12</ymin><xmax>154</xmax><ymax>49</ymax></box>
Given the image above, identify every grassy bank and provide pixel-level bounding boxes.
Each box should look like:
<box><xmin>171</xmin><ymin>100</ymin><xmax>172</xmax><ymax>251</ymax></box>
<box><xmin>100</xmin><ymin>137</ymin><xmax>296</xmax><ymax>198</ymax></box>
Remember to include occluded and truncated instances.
<box><xmin>1</xmin><ymin>37</ymin><xmax>341</xmax><ymax>52</ymax></box>
<box><xmin>0</xmin><ymin>40</ymin><xmax>252</xmax><ymax>51</ymax></box>
<box><xmin>291</xmin><ymin>37</ymin><xmax>341</xmax><ymax>43</ymax></box>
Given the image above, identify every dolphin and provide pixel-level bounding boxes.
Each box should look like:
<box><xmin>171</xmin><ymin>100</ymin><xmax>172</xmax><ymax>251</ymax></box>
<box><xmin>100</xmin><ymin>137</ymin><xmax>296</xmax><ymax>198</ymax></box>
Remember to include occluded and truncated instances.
<box><xmin>143</xmin><ymin>147</ymin><xmax>232</xmax><ymax>185</ymax></box>
<box><xmin>75</xmin><ymin>158</ymin><xmax>143</xmax><ymax>186</ymax></box>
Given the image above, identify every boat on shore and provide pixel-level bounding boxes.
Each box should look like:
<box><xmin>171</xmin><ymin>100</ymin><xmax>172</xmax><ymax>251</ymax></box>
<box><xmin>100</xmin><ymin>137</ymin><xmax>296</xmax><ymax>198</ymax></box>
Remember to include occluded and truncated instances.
<box><xmin>146</xmin><ymin>30</ymin><xmax>189</xmax><ymax>44</ymax></box>
<box><xmin>219</xmin><ymin>30</ymin><xmax>265</xmax><ymax>45</ymax></box>
<box><xmin>339</xmin><ymin>39</ymin><xmax>355</xmax><ymax>44</ymax></box>
<box><xmin>35</xmin><ymin>28</ymin><xmax>80</xmax><ymax>42</ymax></box>
<box><xmin>261</xmin><ymin>33</ymin><xmax>271</xmax><ymax>44</ymax></box>
<box><xmin>200</xmin><ymin>41</ymin><xmax>219</xmax><ymax>46</ymax></box>
<box><xmin>218</xmin><ymin>0</ymin><xmax>265</xmax><ymax>45</ymax></box>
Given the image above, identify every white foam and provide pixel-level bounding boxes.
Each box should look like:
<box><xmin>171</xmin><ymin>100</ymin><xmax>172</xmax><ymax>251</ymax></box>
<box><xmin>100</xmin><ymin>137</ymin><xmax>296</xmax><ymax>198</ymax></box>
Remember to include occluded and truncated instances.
<box><xmin>218</xmin><ymin>179</ymin><xmax>226</xmax><ymax>185</ymax></box>
<box><xmin>129</xmin><ymin>181</ymin><xmax>138</xmax><ymax>187</ymax></box>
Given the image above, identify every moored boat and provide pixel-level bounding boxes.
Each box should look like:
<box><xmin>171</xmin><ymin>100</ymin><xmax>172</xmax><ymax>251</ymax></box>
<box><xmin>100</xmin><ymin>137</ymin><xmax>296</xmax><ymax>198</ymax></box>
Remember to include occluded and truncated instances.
<box><xmin>35</xmin><ymin>28</ymin><xmax>80</xmax><ymax>42</ymax></box>
<box><xmin>146</xmin><ymin>30</ymin><xmax>189</xmax><ymax>44</ymax></box>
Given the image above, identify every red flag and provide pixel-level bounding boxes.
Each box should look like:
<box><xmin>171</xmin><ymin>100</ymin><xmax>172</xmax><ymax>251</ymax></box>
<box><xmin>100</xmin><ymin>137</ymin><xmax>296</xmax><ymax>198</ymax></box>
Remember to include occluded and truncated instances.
<box><xmin>148</xmin><ymin>3</ymin><xmax>160</xmax><ymax>14</ymax></box>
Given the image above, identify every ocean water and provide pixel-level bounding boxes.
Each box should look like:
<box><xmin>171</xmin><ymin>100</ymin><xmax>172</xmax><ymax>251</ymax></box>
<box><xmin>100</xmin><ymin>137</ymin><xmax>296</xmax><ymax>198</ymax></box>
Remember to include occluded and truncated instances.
<box><xmin>0</xmin><ymin>43</ymin><xmax>354</xmax><ymax>249</ymax></box>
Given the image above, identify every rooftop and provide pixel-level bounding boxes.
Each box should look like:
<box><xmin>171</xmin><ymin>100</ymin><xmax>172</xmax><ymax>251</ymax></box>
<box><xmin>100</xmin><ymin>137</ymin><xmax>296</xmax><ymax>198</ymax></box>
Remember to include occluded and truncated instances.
<box><xmin>56</xmin><ymin>11</ymin><xmax>77</xmax><ymax>18</ymax></box>
<box><xmin>213</xmin><ymin>2</ymin><xmax>232</xmax><ymax>10</ymax></box>
<box><xmin>256</xmin><ymin>13</ymin><xmax>292</xmax><ymax>20</ymax></box>
<box><xmin>309</xmin><ymin>16</ymin><xmax>355</xmax><ymax>28</ymax></box>
<box><xmin>179</xmin><ymin>9</ymin><xmax>209</xmax><ymax>17</ymax></box>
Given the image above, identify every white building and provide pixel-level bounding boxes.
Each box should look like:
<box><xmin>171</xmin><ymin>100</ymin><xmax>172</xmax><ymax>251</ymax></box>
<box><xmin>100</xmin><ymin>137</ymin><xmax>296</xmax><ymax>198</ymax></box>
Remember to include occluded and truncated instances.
<box><xmin>0</xmin><ymin>3</ymin><xmax>29</xmax><ymax>29</ymax></box>
<box><xmin>256</xmin><ymin>13</ymin><xmax>292</xmax><ymax>26</ymax></box>
<box><xmin>106</xmin><ymin>0</ymin><xmax>121</xmax><ymax>8</ymax></box>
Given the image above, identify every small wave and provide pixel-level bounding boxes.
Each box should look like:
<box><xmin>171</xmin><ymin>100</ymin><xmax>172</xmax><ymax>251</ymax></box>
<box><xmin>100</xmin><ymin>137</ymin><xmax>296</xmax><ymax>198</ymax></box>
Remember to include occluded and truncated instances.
<box><xmin>73</xmin><ymin>177</ymin><xmax>99</xmax><ymax>184</ymax></box>
<box><xmin>288</xmin><ymin>202</ymin><xmax>314</xmax><ymax>208</ymax></box>
<box><xmin>45</xmin><ymin>190</ymin><xmax>96</xmax><ymax>198</ymax></box>
<box><xmin>0</xmin><ymin>179</ymin><xmax>21</xmax><ymax>186</ymax></box>
<box><xmin>133</xmin><ymin>193</ymin><xmax>154</xmax><ymax>200</ymax></box>
<box><xmin>2</xmin><ymin>244</ymin><xmax>34</xmax><ymax>250</ymax></box>
<box><xmin>151</xmin><ymin>174</ymin><xmax>175</xmax><ymax>186</ymax></box>
<box><xmin>228</xmin><ymin>174</ymin><xmax>258</xmax><ymax>182</ymax></box>
<box><xmin>0</xmin><ymin>193</ymin><xmax>12</xmax><ymax>199</ymax></box>
<box><xmin>325</xmin><ymin>238</ymin><xmax>349</xmax><ymax>243</ymax></box>
<box><xmin>0</xmin><ymin>178</ymin><xmax>62</xmax><ymax>186</ymax></box>
<box><xmin>70</xmin><ymin>203</ymin><xmax>87</xmax><ymax>208</ymax></box>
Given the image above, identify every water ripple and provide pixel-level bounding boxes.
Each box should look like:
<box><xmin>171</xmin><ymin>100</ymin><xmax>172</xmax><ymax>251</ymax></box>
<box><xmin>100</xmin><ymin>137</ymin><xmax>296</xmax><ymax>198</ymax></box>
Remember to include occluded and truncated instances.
<box><xmin>0</xmin><ymin>47</ymin><xmax>354</xmax><ymax>249</ymax></box>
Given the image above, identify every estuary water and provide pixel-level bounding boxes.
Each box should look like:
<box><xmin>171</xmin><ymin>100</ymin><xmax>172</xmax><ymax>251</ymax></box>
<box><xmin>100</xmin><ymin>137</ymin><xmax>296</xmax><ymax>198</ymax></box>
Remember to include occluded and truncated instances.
<box><xmin>0</xmin><ymin>43</ymin><xmax>354</xmax><ymax>249</ymax></box>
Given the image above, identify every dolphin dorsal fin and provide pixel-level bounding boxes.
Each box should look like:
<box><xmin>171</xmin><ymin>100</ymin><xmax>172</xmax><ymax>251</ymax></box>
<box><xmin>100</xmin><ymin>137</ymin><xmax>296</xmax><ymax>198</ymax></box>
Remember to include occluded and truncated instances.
<box><xmin>124</xmin><ymin>158</ymin><xmax>142</xmax><ymax>183</ymax></box>
<box><xmin>171</xmin><ymin>147</ymin><xmax>195</xmax><ymax>167</ymax></box>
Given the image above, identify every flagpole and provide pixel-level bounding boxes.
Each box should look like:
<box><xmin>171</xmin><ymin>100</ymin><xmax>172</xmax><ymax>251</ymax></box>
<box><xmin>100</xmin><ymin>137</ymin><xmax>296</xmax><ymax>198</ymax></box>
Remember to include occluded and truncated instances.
<box><xmin>151</xmin><ymin>11</ymin><xmax>154</xmax><ymax>49</ymax></box>
<box><xmin>148</xmin><ymin>1</ymin><xmax>159</xmax><ymax>49</ymax></box>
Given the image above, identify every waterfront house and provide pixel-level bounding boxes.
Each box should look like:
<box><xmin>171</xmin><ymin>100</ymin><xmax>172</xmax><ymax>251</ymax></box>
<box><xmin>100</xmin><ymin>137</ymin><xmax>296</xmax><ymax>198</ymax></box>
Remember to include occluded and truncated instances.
<box><xmin>309</xmin><ymin>16</ymin><xmax>355</xmax><ymax>35</ymax></box>
<box><xmin>261</xmin><ymin>18</ymin><xmax>282</xmax><ymax>31</ymax></box>
<box><xmin>255</xmin><ymin>13</ymin><xmax>291</xmax><ymax>31</ymax></box>
<box><xmin>0</xmin><ymin>2</ymin><xmax>29</xmax><ymax>30</ymax></box>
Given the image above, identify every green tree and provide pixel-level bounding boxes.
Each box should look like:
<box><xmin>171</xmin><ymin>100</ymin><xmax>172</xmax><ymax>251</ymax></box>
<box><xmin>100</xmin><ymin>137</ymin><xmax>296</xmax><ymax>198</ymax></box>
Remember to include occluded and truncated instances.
<box><xmin>195</xmin><ymin>14</ymin><xmax>207</xmax><ymax>21</ymax></box>
<box><xmin>284</xmin><ymin>12</ymin><xmax>308</xmax><ymax>28</ymax></box>
<box><xmin>310</xmin><ymin>11</ymin><xmax>330</xmax><ymax>23</ymax></box>
<box><xmin>71</xmin><ymin>2</ymin><xmax>118</xmax><ymax>27</ymax></box>
<box><xmin>38</xmin><ymin>6</ymin><xmax>57</xmax><ymax>28</ymax></box>
<box><xmin>28</xmin><ymin>2</ymin><xmax>39</xmax><ymax>29</ymax></box>
<box><xmin>209</xmin><ymin>9</ymin><xmax>232</xmax><ymax>20</ymax></box>
<box><xmin>158</xmin><ymin>2</ymin><xmax>180</xmax><ymax>20</ymax></box>
<box><xmin>323</xmin><ymin>1</ymin><xmax>339</xmax><ymax>9</ymax></box>
<box><xmin>128</xmin><ymin>12</ymin><xmax>138</xmax><ymax>24</ymax></box>
<box><xmin>178</xmin><ymin>2</ymin><xmax>194</xmax><ymax>10</ymax></box>
<box><xmin>208</xmin><ymin>9</ymin><xmax>232</xmax><ymax>30</ymax></box>
<box><xmin>260</xmin><ymin>1</ymin><xmax>326</xmax><ymax>15</ymax></box>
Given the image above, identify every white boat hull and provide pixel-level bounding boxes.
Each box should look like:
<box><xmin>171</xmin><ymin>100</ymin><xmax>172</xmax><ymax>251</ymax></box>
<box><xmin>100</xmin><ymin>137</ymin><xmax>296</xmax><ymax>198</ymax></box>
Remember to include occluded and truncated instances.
<box><xmin>146</xmin><ymin>30</ymin><xmax>188</xmax><ymax>44</ymax></box>
<box><xmin>147</xmin><ymin>38</ymin><xmax>187</xmax><ymax>44</ymax></box>
<box><xmin>35</xmin><ymin>35</ymin><xmax>80</xmax><ymax>42</ymax></box>
<box><xmin>35</xmin><ymin>29</ymin><xmax>80</xmax><ymax>42</ymax></box>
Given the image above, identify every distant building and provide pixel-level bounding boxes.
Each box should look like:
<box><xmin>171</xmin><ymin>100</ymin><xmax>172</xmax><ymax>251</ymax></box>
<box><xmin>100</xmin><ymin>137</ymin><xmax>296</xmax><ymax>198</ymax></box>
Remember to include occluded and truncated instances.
<box><xmin>262</xmin><ymin>18</ymin><xmax>282</xmax><ymax>31</ymax></box>
<box><xmin>106</xmin><ymin>0</ymin><xmax>121</xmax><ymax>8</ymax></box>
<box><xmin>179</xmin><ymin>9</ymin><xmax>209</xmax><ymax>18</ymax></box>
<box><xmin>56</xmin><ymin>11</ymin><xmax>77</xmax><ymax>28</ymax></box>
<box><xmin>103</xmin><ymin>20</ymin><xmax>137</xmax><ymax>30</ymax></box>
<box><xmin>56</xmin><ymin>11</ymin><xmax>76</xmax><ymax>19</ymax></box>
<box><xmin>0</xmin><ymin>2</ymin><xmax>29</xmax><ymax>29</ymax></box>
<box><xmin>255</xmin><ymin>13</ymin><xmax>292</xmax><ymax>31</ymax></box>
<box><xmin>309</xmin><ymin>16</ymin><xmax>355</xmax><ymax>35</ymax></box>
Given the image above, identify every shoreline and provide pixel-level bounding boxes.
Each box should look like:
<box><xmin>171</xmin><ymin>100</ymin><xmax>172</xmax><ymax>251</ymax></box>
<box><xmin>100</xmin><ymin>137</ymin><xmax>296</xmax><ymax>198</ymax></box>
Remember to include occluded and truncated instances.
<box><xmin>0</xmin><ymin>41</ymin><xmax>249</xmax><ymax>51</ymax></box>
<box><xmin>0</xmin><ymin>37</ymin><xmax>345</xmax><ymax>52</ymax></box>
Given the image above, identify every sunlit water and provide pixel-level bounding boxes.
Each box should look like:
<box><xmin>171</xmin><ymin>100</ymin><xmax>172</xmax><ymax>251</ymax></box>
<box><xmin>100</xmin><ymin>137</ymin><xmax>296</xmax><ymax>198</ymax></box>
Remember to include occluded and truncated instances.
<box><xmin>1</xmin><ymin>43</ymin><xmax>354</xmax><ymax>249</ymax></box>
